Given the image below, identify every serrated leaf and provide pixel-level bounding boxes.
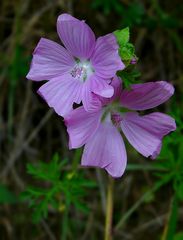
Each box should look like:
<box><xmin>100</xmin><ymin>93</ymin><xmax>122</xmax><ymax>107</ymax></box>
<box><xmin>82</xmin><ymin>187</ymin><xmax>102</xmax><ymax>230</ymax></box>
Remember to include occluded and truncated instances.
<box><xmin>114</xmin><ymin>27</ymin><xmax>130</xmax><ymax>46</ymax></box>
<box><xmin>24</xmin><ymin>155</ymin><xmax>95</xmax><ymax>223</ymax></box>
<box><xmin>119</xmin><ymin>43</ymin><xmax>135</xmax><ymax>61</ymax></box>
<box><xmin>26</xmin><ymin>156</ymin><xmax>63</xmax><ymax>182</ymax></box>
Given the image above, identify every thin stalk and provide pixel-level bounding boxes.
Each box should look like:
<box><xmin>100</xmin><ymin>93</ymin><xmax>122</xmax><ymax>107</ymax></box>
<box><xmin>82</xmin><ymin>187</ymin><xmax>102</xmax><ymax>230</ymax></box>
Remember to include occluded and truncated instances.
<box><xmin>105</xmin><ymin>176</ymin><xmax>114</xmax><ymax>240</ymax></box>
<box><xmin>161</xmin><ymin>194</ymin><xmax>178</xmax><ymax>240</ymax></box>
<box><xmin>61</xmin><ymin>196</ymin><xmax>70</xmax><ymax>240</ymax></box>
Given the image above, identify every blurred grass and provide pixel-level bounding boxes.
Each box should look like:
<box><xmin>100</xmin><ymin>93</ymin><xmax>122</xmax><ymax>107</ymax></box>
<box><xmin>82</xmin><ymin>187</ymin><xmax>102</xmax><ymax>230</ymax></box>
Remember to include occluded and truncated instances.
<box><xmin>0</xmin><ymin>0</ymin><xmax>183</xmax><ymax>239</ymax></box>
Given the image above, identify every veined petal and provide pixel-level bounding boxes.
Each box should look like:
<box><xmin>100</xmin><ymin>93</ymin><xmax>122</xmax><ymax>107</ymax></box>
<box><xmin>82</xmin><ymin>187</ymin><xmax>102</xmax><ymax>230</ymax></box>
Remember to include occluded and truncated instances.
<box><xmin>99</xmin><ymin>76</ymin><xmax>123</xmax><ymax>106</ymax></box>
<box><xmin>109</xmin><ymin>76</ymin><xmax>122</xmax><ymax>101</ymax></box>
<box><xmin>57</xmin><ymin>14</ymin><xmax>95</xmax><ymax>59</ymax></box>
<box><xmin>38</xmin><ymin>74</ymin><xmax>82</xmax><ymax>117</ymax></box>
<box><xmin>91</xmin><ymin>75</ymin><xmax>114</xmax><ymax>98</ymax></box>
<box><xmin>65</xmin><ymin>107</ymin><xmax>102</xmax><ymax>149</ymax></box>
<box><xmin>91</xmin><ymin>33</ymin><xmax>125</xmax><ymax>78</ymax></box>
<box><xmin>82</xmin><ymin>123</ymin><xmax>127</xmax><ymax>178</ymax></box>
<box><xmin>121</xmin><ymin>112</ymin><xmax>176</xmax><ymax>159</ymax></box>
<box><xmin>99</xmin><ymin>33</ymin><xmax>119</xmax><ymax>50</ymax></box>
<box><xmin>82</xmin><ymin>78</ymin><xmax>102</xmax><ymax>112</ymax></box>
<box><xmin>121</xmin><ymin>81</ymin><xmax>174</xmax><ymax>110</ymax></box>
<box><xmin>57</xmin><ymin>13</ymin><xmax>78</xmax><ymax>21</ymax></box>
<box><xmin>26</xmin><ymin>38</ymin><xmax>75</xmax><ymax>81</ymax></box>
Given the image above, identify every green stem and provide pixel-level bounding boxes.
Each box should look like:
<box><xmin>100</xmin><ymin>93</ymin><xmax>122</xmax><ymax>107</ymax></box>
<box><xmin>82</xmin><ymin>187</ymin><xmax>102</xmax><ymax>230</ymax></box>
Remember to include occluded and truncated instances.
<box><xmin>105</xmin><ymin>176</ymin><xmax>114</xmax><ymax>240</ymax></box>
<box><xmin>161</xmin><ymin>194</ymin><xmax>178</xmax><ymax>240</ymax></box>
<box><xmin>61</xmin><ymin>196</ymin><xmax>70</xmax><ymax>240</ymax></box>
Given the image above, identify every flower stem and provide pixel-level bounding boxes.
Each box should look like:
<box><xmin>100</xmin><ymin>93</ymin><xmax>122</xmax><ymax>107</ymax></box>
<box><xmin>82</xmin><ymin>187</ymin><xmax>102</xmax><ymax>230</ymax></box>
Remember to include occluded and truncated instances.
<box><xmin>161</xmin><ymin>194</ymin><xmax>178</xmax><ymax>240</ymax></box>
<box><xmin>105</xmin><ymin>176</ymin><xmax>114</xmax><ymax>240</ymax></box>
<box><xmin>61</xmin><ymin>196</ymin><xmax>70</xmax><ymax>240</ymax></box>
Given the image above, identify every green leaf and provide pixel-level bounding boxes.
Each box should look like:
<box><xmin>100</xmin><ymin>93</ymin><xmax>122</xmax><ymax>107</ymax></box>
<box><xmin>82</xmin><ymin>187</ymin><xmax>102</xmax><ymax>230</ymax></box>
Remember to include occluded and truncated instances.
<box><xmin>26</xmin><ymin>154</ymin><xmax>65</xmax><ymax>182</ymax></box>
<box><xmin>114</xmin><ymin>27</ymin><xmax>129</xmax><ymax>46</ymax></box>
<box><xmin>117</xmin><ymin>68</ymin><xmax>141</xmax><ymax>89</ymax></box>
<box><xmin>174</xmin><ymin>232</ymin><xmax>183</xmax><ymax>240</ymax></box>
<box><xmin>163</xmin><ymin>195</ymin><xmax>178</xmax><ymax>240</ymax></box>
<box><xmin>0</xmin><ymin>184</ymin><xmax>17</xmax><ymax>204</ymax></box>
<box><xmin>119</xmin><ymin>43</ymin><xmax>135</xmax><ymax>61</ymax></box>
<box><xmin>23</xmin><ymin>154</ymin><xmax>96</xmax><ymax>223</ymax></box>
<box><xmin>114</xmin><ymin>27</ymin><xmax>136</xmax><ymax>65</ymax></box>
<box><xmin>174</xmin><ymin>182</ymin><xmax>183</xmax><ymax>201</ymax></box>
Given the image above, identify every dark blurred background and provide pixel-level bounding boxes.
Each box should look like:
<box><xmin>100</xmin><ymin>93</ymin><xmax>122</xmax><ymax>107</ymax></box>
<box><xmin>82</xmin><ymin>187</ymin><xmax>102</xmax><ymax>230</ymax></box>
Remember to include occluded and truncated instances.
<box><xmin>0</xmin><ymin>0</ymin><xmax>183</xmax><ymax>239</ymax></box>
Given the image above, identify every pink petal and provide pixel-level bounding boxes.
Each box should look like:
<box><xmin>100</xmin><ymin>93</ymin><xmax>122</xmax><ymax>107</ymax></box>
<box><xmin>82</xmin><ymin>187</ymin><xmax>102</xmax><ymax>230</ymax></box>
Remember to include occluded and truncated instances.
<box><xmin>121</xmin><ymin>112</ymin><xmax>176</xmax><ymax>159</ymax></box>
<box><xmin>82</xmin><ymin>123</ymin><xmax>127</xmax><ymax>178</ymax></box>
<box><xmin>65</xmin><ymin>107</ymin><xmax>102</xmax><ymax>149</ymax></box>
<box><xmin>99</xmin><ymin>76</ymin><xmax>123</xmax><ymax>106</ymax></box>
<box><xmin>82</xmin><ymin>79</ymin><xmax>102</xmax><ymax>112</ymax></box>
<box><xmin>108</xmin><ymin>76</ymin><xmax>122</xmax><ymax>101</ymax></box>
<box><xmin>38</xmin><ymin>74</ymin><xmax>82</xmax><ymax>117</ymax></box>
<box><xmin>91</xmin><ymin>33</ymin><xmax>125</xmax><ymax>78</ymax></box>
<box><xmin>91</xmin><ymin>75</ymin><xmax>114</xmax><ymax>98</ymax></box>
<box><xmin>57</xmin><ymin>14</ymin><xmax>95</xmax><ymax>59</ymax></box>
<box><xmin>121</xmin><ymin>81</ymin><xmax>174</xmax><ymax>110</ymax></box>
<box><xmin>26</xmin><ymin>38</ymin><xmax>75</xmax><ymax>81</ymax></box>
<box><xmin>99</xmin><ymin>33</ymin><xmax>119</xmax><ymax>50</ymax></box>
<box><xmin>57</xmin><ymin>13</ymin><xmax>78</xmax><ymax>21</ymax></box>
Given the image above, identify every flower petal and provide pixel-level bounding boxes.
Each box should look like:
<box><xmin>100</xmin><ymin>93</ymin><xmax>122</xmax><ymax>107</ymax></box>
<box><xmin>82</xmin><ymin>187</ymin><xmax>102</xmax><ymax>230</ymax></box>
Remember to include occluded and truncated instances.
<box><xmin>121</xmin><ymin>81</ymin><xmax>174</xmax><ymax>110</ymax></box>
<box><xmin>82</xmin><ymin>123</ymin><xmax>127</xmax><ymax>178</ymax></box>
<box><xmin>91</xmin><ymin>75</ymin><xmax>114</xmax><ymax>98</ymax></box>
<box><xmin>111</xmin><ymin>76</ymin><xmax>123</xmax><ymax>99</ymax></box>
<box><xmin>82</xmin><ymin>78</ymin><xmax>102</xmax><ymax>112</ymax></box>
<box><xmin>57</xmin><ymin>13</ymin><xmax>78</xmax><ymax>22</ymax></box>
<box><xmin>57</xmin><ymin>14</ymin><xmax>95</xmax><ymax>59</ymax></box>
<box><xmin>121</xmin><ymin>112</ymin><xmax>176</xmax><ymax>159</ymax></box>
<box><xmin>99</xmin><ymin>76</ymin><xmax>122</xmax><ymax>106</ymax></box>
<box><xmin>91</xmin><ymin>33</ymin><xmax>125</xmax><ymax>78</ymax></box>
<box><xmin>38</xmin><ymin>74</ymin><xmax>82</xmax><ymax>117</ymax></box>
<box><xmin>26</xmin><ymin>38</ymin><xmax>75</xmax><ymax>81</ymax></box>
<box><xmin>65</xmin><ymin>107</ymin><xmax>102</xmax><ymax>149</ymax></box>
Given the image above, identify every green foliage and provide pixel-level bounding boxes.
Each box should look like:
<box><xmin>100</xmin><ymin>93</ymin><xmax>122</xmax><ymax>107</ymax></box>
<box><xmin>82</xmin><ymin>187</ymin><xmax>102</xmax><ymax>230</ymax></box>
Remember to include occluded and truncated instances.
<box><xmin>155</xmin><ymin>129</ymin><xmax>183</xmax><ymax>202</ymax></box>
<box><xmin>0</xmin><ymin>184</ymin><xmax>17</xmax><ymax>204</ymax></box>
<box><xmin>114</xmin><ymin>26</ymin><xmax>140</xmax><ymax>88</ymax></box>
<box><xmin>91</xmin><ymin>0</ymin><xmax>145</xmax><ymax>26</ymax></box>
<box><xmin>116</xmin><ymin>108</ymin><xmax>183</xmax><ymax>233</ymax></box>
<box><xmin>92</xmin><ymin>0</ymin><xmax>183</xmax><ymax>58</ymax></box>
<box><xmin>114</xmin><ymin>27</ymin><xmax>136</xmax><ymax>66</ymax></box>
<box><xmin>151</xmin><ymin>108</ymin><xmax>183</xmax><ymax>239</ymax></box>
<box><xmin>119</xmin><ymin>43</ymin><xmax>135</xmax><ymax>62</ymax></box>
<box><xmin>174</xmin><ymin>232</ymin><xmax>183</xmax><ymax>240</ymax></box>
<box><xmin>91</xmin><ymin>0</ymin><xmax>124</xmax><ymax>15</ymax></box>
<box><xmin>21</xmin><ymin>153</ymin><xmax>96</xmax><ymax>223</ymax></box>
<box><xmin>120</xmin><ymin>2</ymin><xmax>145</xmax><ymax>27</ymax></box>
<box><xmin>114</xmin><ymin>27</ymin><xmax>129</xmax><ymax>46</ymax></box>
<box><xmin>164</xmin><ymin>195</ymin><xmax>178</xmax><ymax>240</ymax></box>
<box><xmin>117</xmin><ymin>67</ymin><xmax>141</xmax><ymax>89</ymax></box>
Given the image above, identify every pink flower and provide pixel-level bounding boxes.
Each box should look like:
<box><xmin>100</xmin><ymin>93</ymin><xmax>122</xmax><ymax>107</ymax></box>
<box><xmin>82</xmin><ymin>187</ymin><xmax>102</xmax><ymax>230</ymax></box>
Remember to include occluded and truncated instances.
<box><xmin>65</xmin><ymin>77</ymin><xmax>176</xmax><ymax>178</ymax></box>
<box><xmin>26</xmin><ymin>14</ymin><xmax>124</xmax><ymax>116</ymax></box>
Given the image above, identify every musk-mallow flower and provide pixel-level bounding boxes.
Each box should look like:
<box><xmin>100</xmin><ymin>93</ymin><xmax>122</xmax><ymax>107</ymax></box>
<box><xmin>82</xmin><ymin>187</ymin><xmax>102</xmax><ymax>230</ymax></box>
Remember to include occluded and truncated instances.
<box><xmin>65</xmin><ymin>77</ymin><xmax>176</xmax><ymax>178</ymax></box>
<box><xmin>26</xmin><ymin>13</ymin><xmax>124</xmax><ymax>116</ymax></box>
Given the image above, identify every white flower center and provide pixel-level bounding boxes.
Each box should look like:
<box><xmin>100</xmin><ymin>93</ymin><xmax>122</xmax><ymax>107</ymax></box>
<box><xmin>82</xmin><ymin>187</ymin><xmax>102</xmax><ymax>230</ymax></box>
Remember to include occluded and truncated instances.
<box><xmin>70</xmin><ymin>60</ymin><xmax>94</xmax><ymax>82</ymax></box>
